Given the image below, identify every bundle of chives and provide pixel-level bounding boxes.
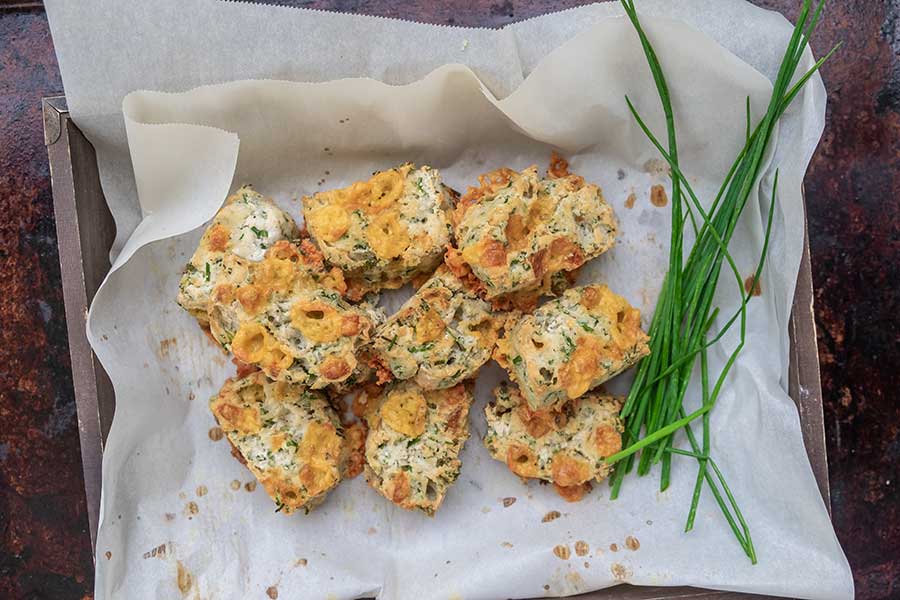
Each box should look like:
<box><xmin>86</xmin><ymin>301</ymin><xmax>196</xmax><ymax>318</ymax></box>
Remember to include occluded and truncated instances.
<box><xmin>604</xmin><ymin>0</ymin><xmax>839</xmax><ymax>561</ymax></box>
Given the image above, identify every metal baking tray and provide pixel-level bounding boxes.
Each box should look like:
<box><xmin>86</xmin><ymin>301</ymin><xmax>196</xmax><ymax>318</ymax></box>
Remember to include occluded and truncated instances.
<box><xmin>43</xmin><ymin>94</ymin><xmax>830</xmax><ymax>600</ymax></box>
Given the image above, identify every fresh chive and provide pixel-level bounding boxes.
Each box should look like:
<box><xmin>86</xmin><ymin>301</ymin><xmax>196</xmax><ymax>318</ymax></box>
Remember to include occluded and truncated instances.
<box><xmin>608</xmin><ymin>0</ymin><xmax>836</xmax><ymax>562</ymax></box>
<box><xmin>250</xmin><ymin>226</ymin><xmax>268</xmax><ymax>239</ymax></box>
<box><xmin>408</xmin><ymin>342</ymin><xmax>435</xmax><ymax>353</ymax></box>
<box><xmin>562</xmin><ymin>333</ymin><xmax>576</xmax><ymax>357</ymax></box>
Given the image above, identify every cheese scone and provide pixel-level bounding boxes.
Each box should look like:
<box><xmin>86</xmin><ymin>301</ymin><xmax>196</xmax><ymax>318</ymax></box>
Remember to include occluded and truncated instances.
<box><xmin>483</xmin><ymin>381</ymin><xmax>623</xmax><ymax>502</ymax></box>
<box><xmin>452</xmin><ymin>160</ymin><xmax>616</xmax><ymax>302</ymax></box>
<box><xmin>371</xmin><ymin>266</ymin><xmax>504</xmax><ymax>390</ymax></box>
<box><xmin>302</xmin><ymin>164</ymin><xmax>454</xmax><ymax>298</ymax></box>
<box><xmin>207</xmin><ymin>244</ymin><xmax>381</xmax><ymax>389</ymax></box>
<box><xmin>495</xmin><ymin>284</ymin><xmax>650</xmax><ymax>411</ymax></box>
<box><xmin>177</xmin><ymin>186</ymin><xmax>298</xmax><ymax>326</ymax></box>
<box><xmin>359</xmin><ymin>381</ymin><xmax>473</xmax><ymax>515</ymax></box>
<box><xmin>210</xmin><ymin>371</ymin><xmax>344</xmax><ymax>514</ymax></box>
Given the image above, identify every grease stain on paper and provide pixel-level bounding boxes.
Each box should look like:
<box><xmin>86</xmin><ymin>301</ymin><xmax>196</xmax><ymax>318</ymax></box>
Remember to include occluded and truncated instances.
<box><xmin>565</xmin><ymin>571</ymin><xmax>586</xmax><ymax>590</ymax></box>
<box><xmin>176</xmin><ymin>561</ymin><xmax>193</xmax><ymax>595</ymax></box>
<box><xmin>643</xmin><ymin>158</ymin><xmax>671</xmax><ymax>177</ymax></box>
<box><xmin>158</xmin><ymin>337</ymin><xmax>177</xmax><ymax>359</ymax></box>
<box><xmin>744</xmin><ymin>275</ymin><xmax>762</xmax><ymax>296</ymax></box>
<box><xmin>611</xmin><ymin>562</ymin><xmax>632</xmax><ymax>581</ymax></box>
<box><xmin>650</xmin><ymin>184</ymin><xmax>668</xmax><ymax>207</ymax></box>
<box><xmin>143</xmin><ymin>543</ymin><xmax>171</xmax><ymax>560</ymax></box>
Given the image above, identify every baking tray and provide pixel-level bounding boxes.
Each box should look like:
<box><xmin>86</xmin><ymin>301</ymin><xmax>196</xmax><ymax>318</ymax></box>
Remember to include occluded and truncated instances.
<box><xmin>43</xmin><ymin>94</ymin><xmax>830</xmax><ymax>600</ymax></box>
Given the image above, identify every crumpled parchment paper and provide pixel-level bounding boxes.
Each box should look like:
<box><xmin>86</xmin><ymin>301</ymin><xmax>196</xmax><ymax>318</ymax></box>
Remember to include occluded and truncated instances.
<box><xmin>43</xmin><ymin>1</ymin><xmax>853</xmax><ymax>599</ymax></box>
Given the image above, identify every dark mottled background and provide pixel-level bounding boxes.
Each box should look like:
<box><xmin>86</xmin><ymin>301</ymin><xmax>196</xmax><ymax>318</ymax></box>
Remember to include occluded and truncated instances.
<box><xmin>0</xmin><ymin>1</ymin><xmax>896</xmax><ymax>598</ymax></box>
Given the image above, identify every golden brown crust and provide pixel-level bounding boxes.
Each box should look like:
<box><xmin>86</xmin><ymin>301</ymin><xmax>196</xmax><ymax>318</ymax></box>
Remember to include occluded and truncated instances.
<box><xmin>341</xmin><ymin>421</ymin><xmax>368</xmax><ymax>479</ymax></box>
<box><xmin>452</xmin><ymin>167</ymin><xmax>517</xmax><ymax>226</ymax></box>
<box><xmin>444</xmin><ymin>246</ymin><xmax>547</xmax><ymax>312</ymax></box>
<box><xmin>484</xmin><ymin>382</ymin><xmax>623</xmax><ymax>502</ymax></box>
<box><xmin>207</xmin><ymin>244</ymin><xmax>379</xmax><ymax>388</ymax></box>
<box><xmin>553</xmin><ymin>481</ymin><xmax>591</xmax><ymax>503</ymax></box>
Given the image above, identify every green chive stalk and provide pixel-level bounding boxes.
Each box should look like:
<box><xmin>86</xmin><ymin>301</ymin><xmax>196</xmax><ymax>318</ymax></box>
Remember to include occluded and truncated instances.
<box><xmin>605</xmin><ymin>0</ymin><xmax>838</xmax><ymax>562</ymax></box>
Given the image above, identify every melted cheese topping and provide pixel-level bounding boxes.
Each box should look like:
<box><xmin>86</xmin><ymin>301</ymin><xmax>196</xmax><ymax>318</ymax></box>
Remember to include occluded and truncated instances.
<box><xmin>302</xmin><ymin>164</ymin><xmax>452</xmax><ymax>296</ymax></box>
<box><xmin>215</xmin><ymin>402</ymin><xmax>262</xmax><ymax>435</ymax></box>
<box><xmin>290</xmin><ymin>301</ymin><xmax>343</xmax><ymax>343</ymax></box>
<box><xmin>297</xmin><ymin>422</ymin><xmax>343</xmax><ymax>496</ymax></box>
<box><xmin>366</xmin><ymin>211</ymin><xmax>411</xmax><ymax>260</ymax></box>
<box><xmin>308</xmin><ymin>204</ymin><xmax>350</xmax><ymax>243</ymax></box>
<box><xmin>380</xmin><ymin>388</ymin><xmax>427</xmax><ymax>437</ymax></box>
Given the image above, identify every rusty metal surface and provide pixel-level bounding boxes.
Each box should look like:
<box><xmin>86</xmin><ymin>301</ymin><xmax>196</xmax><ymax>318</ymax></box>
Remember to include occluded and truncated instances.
<box><xmin>0</xmin><ymin>9</ymin><xmax>94</xmax><ymax>600</ymax></box>
<box><xmin>2</xmin><ymin>1</ymin><xmax>898</xmax><ymax>598</ymax></box>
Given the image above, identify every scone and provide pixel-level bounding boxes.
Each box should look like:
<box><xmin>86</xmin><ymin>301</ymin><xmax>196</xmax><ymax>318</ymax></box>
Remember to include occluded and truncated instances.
<box><xmin>302</xmin><ymin>163</ymin><xmax>454</xmax><ymax>298</ymax></box>
<box><xmin>207</xmin><ymin>242</ymin><xmax>382</xmax><ymax>389</ymax></box>
<box><xmin>494</xmin><ymin>284</ymin><xmax>650</xmax><ymax>411</ymax></box>
<box><xmin>483</xmin><ymin>381</ymin><xmax>623</xmax><ymax>502</ymax></box>
<box><xmin>177</xmin><ymin>186</ymin><xmax>298</xmax><ymax>325</ymax></box>
<box><xmin>452</xmin><ymin>158</ymin><xmax>616</xmax><ymax>304</ymax></box>
<box><xmin>371</xmin><ymin>265</ymin><xmax>504</xmax><ymax>390</ymax></box>
<box><xmin>358</xmin><ymin>381</ymin><xmax>473</xmax><ymax>515</ymax></box>
<box><xmin>210</xmin><ymin>371</ymin><xmax>344</xmax><ymax>514</ymax></box>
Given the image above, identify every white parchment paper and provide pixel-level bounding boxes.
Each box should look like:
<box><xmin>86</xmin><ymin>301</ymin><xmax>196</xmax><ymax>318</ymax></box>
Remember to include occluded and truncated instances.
<box><xmin>44</xmin><ymin>1</ymin><xmax>853</xmax><ymax>599</ymax></box>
